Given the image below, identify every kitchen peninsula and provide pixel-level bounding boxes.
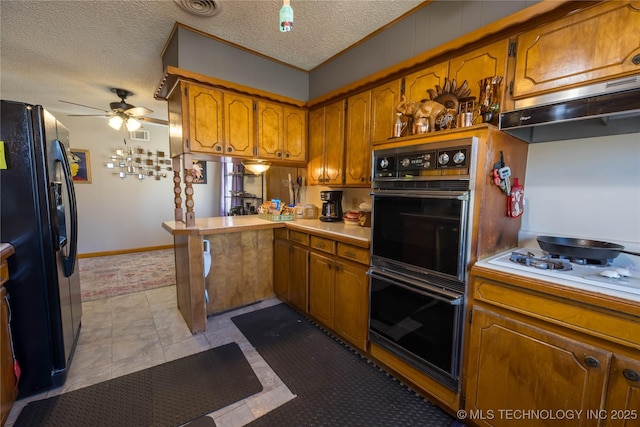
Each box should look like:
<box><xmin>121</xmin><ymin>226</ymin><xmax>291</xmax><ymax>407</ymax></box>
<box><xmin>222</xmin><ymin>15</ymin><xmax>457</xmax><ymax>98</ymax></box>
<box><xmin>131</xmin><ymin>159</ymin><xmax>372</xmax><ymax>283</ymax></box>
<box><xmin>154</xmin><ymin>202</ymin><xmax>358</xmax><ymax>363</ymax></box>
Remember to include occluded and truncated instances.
<box><xmin>163</xmin><ymin>216</ymin><xmax>370</xmax><ymax>333</ymax></box>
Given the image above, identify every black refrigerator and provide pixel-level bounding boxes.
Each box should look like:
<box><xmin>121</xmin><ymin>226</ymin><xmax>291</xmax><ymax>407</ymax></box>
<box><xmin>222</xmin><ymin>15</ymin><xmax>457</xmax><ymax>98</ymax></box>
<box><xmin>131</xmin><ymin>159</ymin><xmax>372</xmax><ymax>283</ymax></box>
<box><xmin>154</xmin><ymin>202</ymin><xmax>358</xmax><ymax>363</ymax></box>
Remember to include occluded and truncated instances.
<box><xmin>0</xmin><ymin>100</ymin><xmax>82</xmax><ymax>397</ymax></box>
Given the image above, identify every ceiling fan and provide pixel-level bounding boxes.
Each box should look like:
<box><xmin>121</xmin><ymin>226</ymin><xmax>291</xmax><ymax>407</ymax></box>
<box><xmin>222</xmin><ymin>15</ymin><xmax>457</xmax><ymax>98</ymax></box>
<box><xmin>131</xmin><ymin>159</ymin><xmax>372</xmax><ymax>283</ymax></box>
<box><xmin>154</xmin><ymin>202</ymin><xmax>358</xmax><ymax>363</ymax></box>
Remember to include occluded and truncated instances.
<box><xmin>59</xmin><ymin>88</ymin><xmax>168</xmax><ymax>131</ymax></box>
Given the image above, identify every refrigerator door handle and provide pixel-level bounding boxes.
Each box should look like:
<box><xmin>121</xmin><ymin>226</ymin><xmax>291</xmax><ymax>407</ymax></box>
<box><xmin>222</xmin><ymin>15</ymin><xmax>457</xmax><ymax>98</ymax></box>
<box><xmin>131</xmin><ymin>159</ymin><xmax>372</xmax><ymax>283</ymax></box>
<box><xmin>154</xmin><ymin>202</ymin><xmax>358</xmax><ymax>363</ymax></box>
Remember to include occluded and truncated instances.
<box><xmin>53</xmin><ymin>139</ymin><xmax>78</xmax><ymax>278</ymax></box>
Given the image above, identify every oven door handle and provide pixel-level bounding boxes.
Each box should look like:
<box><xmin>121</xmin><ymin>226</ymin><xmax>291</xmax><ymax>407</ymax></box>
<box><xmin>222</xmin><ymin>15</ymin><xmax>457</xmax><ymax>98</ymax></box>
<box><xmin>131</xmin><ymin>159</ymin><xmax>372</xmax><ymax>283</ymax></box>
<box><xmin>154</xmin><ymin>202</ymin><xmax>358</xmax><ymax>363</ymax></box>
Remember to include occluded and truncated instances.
<box><xmin>371</xmin><ymin>190</ymin><xmax>469</xmax><ymax>200</ymax></box>
<box><xmin>368</xmin><ymin>269</ymin><xmax>463</xmax><ymax>305</ymax></box>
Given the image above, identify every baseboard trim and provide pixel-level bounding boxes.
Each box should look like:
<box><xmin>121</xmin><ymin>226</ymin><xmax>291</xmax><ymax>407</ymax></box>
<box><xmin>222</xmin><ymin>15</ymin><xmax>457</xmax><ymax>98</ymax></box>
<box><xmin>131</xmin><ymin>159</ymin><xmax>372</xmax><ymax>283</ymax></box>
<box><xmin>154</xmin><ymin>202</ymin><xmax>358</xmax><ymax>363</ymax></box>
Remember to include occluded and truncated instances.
<box><xmin>79</xmin><ymin>245</ymin><xmax>174</xmax><ymax>259</ymax></box>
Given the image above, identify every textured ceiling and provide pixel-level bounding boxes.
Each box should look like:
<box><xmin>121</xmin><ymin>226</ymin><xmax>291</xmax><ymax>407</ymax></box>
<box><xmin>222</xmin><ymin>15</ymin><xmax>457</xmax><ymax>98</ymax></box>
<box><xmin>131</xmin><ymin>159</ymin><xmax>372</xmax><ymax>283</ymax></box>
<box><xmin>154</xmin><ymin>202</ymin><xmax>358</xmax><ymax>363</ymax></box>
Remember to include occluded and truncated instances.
<box><xmin>1</xmin><ymin>0</ymin><xmax>425</xmax><ymax>123</ymax></box>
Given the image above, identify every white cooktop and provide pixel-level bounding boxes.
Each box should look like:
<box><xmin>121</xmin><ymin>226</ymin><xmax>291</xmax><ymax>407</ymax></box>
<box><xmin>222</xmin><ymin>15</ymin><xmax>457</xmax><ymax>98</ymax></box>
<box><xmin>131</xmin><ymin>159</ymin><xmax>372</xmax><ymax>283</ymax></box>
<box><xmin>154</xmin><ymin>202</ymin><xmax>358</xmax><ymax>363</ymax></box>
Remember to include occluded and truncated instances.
<box><xmin>479</xmin><ymin>248</ymin><xmax>640</xmax><ymax>302</ymax></box>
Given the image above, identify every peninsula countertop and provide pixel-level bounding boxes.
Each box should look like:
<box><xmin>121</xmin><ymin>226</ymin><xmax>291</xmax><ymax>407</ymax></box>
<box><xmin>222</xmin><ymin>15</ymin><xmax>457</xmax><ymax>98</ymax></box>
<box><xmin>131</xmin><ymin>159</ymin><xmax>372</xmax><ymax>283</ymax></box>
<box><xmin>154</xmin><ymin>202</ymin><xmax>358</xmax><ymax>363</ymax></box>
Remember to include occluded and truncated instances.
<box><xmin>162</xmin><ymin>216</ymin><xmax>371</xmax><ymax>246</ymax></box>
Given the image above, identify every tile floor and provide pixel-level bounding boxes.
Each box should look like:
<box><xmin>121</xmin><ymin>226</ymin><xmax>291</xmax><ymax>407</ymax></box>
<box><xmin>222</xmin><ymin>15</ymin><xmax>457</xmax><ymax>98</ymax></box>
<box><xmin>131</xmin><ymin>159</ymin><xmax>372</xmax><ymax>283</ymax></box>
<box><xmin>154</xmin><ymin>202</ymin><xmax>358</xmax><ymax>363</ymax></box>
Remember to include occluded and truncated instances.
<box><xmin>5</xmin><ymin>286</ymin><xmax>295</xmax><ymax>427</ymax></box>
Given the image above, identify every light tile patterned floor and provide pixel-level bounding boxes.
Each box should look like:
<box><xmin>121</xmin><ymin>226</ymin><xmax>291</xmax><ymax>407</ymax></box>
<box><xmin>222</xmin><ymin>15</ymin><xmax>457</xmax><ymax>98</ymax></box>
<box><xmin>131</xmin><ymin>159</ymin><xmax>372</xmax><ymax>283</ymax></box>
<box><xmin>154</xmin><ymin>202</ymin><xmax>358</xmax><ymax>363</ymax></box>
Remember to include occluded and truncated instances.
<box><xmin>5</xmin><ymin>287</ymin><xmax>295</xmax><ymax>427</ymax></box>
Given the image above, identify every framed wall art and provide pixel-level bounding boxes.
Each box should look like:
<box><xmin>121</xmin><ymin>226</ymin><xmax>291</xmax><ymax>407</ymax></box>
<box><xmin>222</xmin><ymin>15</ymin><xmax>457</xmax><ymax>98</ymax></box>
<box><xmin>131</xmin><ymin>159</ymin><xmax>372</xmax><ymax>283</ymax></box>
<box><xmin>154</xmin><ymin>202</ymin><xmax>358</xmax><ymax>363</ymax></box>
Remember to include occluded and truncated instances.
<box><xmin>192</xmin><ymin>160</ymin><xmax>207</xmax><ymax>184</ymax></box>
<box><xmin>69</xmin><ymin>149</ymin><xmax>92</xmax><ymax>183</ymax></box>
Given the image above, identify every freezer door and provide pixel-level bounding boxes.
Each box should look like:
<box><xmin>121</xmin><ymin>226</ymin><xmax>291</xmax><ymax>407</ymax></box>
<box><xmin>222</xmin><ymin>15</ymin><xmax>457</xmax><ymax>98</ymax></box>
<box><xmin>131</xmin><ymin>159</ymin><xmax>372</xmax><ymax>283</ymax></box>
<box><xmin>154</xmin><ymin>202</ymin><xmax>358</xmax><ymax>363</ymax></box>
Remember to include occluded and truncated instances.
<box><xmin>47</xmin><ymin>121</ymin><xmax>82</xmax><ymax>371</ymax></box>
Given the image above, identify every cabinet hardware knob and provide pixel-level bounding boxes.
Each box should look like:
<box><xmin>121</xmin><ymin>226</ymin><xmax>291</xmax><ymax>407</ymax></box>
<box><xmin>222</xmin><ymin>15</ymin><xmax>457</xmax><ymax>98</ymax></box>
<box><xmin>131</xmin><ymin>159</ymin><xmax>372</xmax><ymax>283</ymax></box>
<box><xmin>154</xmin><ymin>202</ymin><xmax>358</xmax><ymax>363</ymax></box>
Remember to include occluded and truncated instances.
<box><xmin>623</xmin><ymin>369</ymin><xmax>640</xmax><ymax>382</ymax></box>
<box><xmin>336</xmin><ymin>265</ymin><xmax>342</xmax><ymax>272</ymax></box>
<box><xmin>327</xmin><ymin>264</ymin><xmax>332</xmax><ymax>269</ymax></box>
<box><xmin>345</xmin><ymin>251</ymin><xmax>356</xmax><ymax>257</ymax></box>
<box><xmin>277</xmin><ymin>152</ymin><xmax>282</xmax><ymax>157</ymax></box>
<box><xmin>285</xmin><ymin>153</ymin><xmax>290</xmax><ymax>158</ymax></box>
<box><xmin>216</xmin><ymin>146</ymin><xmax>222</xmax><ymax>152</ymax></box>
<box><xmin>227</xmin><ymin>147</ymin><xmax>232</xmax><ymax>152</ymax></box>
<box><xmin>584</xmin><ymin>356</ymin><xmax>600</xmax><ymax>368</ymax></box>
<box><xmin>632</xmin><ymin>54</ymin><xmax>640</xmax><ymax>65</ymax></box>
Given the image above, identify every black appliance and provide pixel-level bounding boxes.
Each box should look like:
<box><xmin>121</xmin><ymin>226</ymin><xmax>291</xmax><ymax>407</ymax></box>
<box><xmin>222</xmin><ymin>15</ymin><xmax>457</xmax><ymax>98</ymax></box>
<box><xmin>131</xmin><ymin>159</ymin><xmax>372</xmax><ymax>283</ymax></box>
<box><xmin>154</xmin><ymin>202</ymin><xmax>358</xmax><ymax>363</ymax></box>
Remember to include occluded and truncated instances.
<box><xmin>368</xmin><ymin>139</ymin><xmax>473</xmax><ymax>391</ymax></box>
<box><xmin>319</xmin><ymin>190</ymin><xmax>343</xmax><ymax>222</ymax></box>
<box><xmin>499</xmin><ymin>74</ymin><xmax>640</xmax><ymax>143</ymax></box>
<box><xmin>0</xmin><ymin>100</ymin><xmax>82</xmax><ymax>397</ymax></box>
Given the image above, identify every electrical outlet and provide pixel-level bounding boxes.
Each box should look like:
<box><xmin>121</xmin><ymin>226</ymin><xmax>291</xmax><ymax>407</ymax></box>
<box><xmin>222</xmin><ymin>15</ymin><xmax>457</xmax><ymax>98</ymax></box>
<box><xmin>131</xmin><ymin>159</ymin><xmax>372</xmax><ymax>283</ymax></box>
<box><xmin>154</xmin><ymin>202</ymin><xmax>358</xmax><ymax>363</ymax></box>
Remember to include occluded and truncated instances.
<box><xmin>352</xmin><ymin>198</ymin><xmax>358</xmax><ymax>209</ymax></box>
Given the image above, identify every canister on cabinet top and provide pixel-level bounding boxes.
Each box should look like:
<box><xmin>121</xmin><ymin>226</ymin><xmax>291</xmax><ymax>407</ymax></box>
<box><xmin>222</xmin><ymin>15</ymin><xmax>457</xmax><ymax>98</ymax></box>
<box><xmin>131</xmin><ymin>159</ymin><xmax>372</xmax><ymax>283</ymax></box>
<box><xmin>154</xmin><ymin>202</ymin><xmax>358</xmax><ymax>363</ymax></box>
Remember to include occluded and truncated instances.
<box><xmin>304</xmin><ymin>204</ymin><xmax>316</xmax><ymax>219</ymax></box>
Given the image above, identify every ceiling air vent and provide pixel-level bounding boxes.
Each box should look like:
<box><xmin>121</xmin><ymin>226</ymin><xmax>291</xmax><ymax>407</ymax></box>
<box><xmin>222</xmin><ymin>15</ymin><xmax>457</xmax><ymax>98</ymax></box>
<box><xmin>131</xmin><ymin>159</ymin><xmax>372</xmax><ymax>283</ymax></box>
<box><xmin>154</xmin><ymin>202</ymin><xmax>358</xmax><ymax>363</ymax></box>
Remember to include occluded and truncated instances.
<box><xmin>174</xmin><ymin>0</ymin><xmax>222</xmax><ymax>17</ymax></box>
<box><xmin>129</xmin><ymin>129</ymin><xmax>150</xmax><ymax>142</ymax></box>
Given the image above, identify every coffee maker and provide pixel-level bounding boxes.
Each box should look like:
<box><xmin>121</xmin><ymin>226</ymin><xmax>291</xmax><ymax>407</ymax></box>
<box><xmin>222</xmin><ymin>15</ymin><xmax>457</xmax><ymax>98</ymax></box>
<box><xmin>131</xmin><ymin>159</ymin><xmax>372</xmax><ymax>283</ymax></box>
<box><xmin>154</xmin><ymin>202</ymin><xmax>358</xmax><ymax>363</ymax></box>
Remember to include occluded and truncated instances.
<box><xmin>319</xmin><ymin>190</ymin><xmax>344</xmax><ymax>222</ymax></box>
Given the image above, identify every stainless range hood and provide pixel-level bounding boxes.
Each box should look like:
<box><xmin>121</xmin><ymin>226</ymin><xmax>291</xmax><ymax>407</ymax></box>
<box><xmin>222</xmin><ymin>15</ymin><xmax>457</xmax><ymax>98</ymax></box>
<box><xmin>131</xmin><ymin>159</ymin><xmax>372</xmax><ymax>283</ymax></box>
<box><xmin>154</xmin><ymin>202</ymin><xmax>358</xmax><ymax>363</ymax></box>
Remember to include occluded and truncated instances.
<box><xmin>499</xmin><ymin>75</ymin><xmax>640</xmax><ymax>143</ymax></box>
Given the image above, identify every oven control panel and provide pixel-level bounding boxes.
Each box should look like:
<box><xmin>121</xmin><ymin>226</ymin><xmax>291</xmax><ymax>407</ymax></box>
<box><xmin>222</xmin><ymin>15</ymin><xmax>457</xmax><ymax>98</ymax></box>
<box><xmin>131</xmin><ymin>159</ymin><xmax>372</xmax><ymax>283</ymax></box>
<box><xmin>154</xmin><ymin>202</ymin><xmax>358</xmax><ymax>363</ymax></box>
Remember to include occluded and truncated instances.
<box><xmin>374</xmin><ymin>145</ymin><xmax>469</xmax><ymax>178</ymax></box>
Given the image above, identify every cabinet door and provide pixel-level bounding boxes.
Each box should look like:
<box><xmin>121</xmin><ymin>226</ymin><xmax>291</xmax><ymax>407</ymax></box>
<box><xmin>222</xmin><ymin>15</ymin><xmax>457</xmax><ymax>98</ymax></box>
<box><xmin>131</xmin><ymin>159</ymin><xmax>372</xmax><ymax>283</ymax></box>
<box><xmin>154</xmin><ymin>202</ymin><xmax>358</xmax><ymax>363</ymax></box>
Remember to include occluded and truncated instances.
<box><xmin>307</xmin><ymin>107</ymin><xmax>325</xmax><ymax>185</ymax></box>
<box><xmin>257</xmin><ymin>101</ymin><xmax>284</xmax><ymax>160</ymax></box>
<box><xmin>334</xmin><ymin>261</ymin><xmax>368</xmax><ymax>350</ymax></box>
<box><xmin>465</xmin><ymin>306</ymin><xmax>611</xmax><ymax>427</ymax></box>
<box><xmin>370</xmin><ymin>79</ymin><xmax>402</xmax><ymax>145</ymax></box>
<box><xmin>323</xmin><ymin>99</ymin><xmax>345</xmax><ymax>186</ymax></box>
<box><xmin>283</xmin><ymin>106</ymin><xmax>306</xmax><ymax>162</ymax></box>
<box><xmin>513</xmin><ymin>1</ymin><xmax>640</xmax><ymax>99</ymax></box>
<box><xmin>605</xmin><ymin>354</ymin><xmax>640</xmax><ymax>427</ymax></box>
<box><xmin>1</xmin><ymin>287</ymin><xmax>17</xmax><ymax>426</ymax></box>
<box><xmin>345</xmin><ymin>91</ymin><xmax>371</xmax><ymax>186</ymax></box>
<box><xmin>289</xmin><ymin>245</ymin><xmax>309</xmax><ymax>313</ymax></box>
<box><xmin>404</xmin><ymin>61</ymin><xmax>450</xmax><ymax>105</ymax></box>
<box><xmin>187</xmin><ymin>83</ymin><xmax>224</xmax><ymax>153</ymax></box>
<box><xmin>273</xmin><ymin>238</ymin><xmax>290</xmax><ymax>301</ymax></box>
<box><xmin>449</xmin><ymin>39</ymin><xmax>509</xmax><ymax>109</ymax></box>
<box><xmin>309</xmin><ymin>252</ymin><xmax>335</xmax><ymax>328</ymax></box>
<box><xmin>224</xmin><ymin>93</ymin><xmax>254</xmax><ymax>158</ymax></box>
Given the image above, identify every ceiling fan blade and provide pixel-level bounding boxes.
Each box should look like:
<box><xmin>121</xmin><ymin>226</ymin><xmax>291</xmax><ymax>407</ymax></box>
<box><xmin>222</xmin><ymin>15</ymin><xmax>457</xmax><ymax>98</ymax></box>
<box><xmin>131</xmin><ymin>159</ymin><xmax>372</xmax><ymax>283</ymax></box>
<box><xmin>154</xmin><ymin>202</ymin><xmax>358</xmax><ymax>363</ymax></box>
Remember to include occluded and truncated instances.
<box><xmin>67</xmin><ymin>114</ymin><xmax>111</xmax><ymax>117</ymax></box>
<box><xmin>125</xmin><ymin>106</ymin><xmax>153</xmax><ymax>116</ymax></box>
<box><xmin>59</xmin><ymin>100</ymin><xmax>110</xmax><ymax>113</ymax></box>
<box><xmin>138</xmin><ymin>117</ymin><xmax>168</xmax><ymax>126</ymax></box>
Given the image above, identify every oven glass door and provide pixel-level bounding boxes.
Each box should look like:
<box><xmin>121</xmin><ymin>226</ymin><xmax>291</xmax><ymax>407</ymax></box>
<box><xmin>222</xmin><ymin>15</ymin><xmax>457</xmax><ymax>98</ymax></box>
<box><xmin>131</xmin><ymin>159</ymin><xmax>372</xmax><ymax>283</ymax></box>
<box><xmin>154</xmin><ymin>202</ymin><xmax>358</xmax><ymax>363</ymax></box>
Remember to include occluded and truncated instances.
<box><xmin>368</xmin><ymin>269</ymin><xmax>463</xmax><ymax>390</ymax></box>
<box><xmin>371</xmin><ymin>191</ymin><xmax>468</xmax><ymax>281</ymax></box>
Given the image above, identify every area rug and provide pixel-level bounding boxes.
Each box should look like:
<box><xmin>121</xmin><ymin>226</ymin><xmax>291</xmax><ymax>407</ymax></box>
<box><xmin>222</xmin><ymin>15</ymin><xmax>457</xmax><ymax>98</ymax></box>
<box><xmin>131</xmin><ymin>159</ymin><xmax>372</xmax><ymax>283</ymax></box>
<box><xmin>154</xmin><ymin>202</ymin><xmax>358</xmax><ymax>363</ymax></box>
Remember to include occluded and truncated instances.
<box><xmin>232</xmin><ymin>303</ymin><xmax>455</xmax><ymax>426</ymax></box>
<box><xmin>79</xmin><ymin>248</ymin><xmax>175</xmax><ymax>301</ymax></box>
<box><xmin>14</xmin><ymin>342</ymin><xmax>262</xmax><ymax>427</ymax></box>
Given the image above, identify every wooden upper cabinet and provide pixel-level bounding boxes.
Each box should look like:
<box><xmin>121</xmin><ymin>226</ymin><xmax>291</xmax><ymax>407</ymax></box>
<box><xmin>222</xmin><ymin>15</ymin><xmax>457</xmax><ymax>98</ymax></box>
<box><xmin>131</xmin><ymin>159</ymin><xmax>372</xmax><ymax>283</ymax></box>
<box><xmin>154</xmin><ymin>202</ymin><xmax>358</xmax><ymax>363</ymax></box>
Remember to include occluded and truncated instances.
<box><xmin>345</xmin><ymin>91</ymin><xmax>371</xmax><ymax>186</ymax></box>
<box><xmin>257</xmin><ymin>101</ymin><xmax>283</xmax><ymax>160</ymax></box>
<box><xmin>370</xmin><ymin>79</ymin><xmax>402</xmax><ymax>144</ymax></box>
<box><xmin>307</xmin><ymin>100</ymin><xmax>345</xmax><ymax>185</ymax></box>
<box><xmin>512</xmin><ymin>1</ymin><xmax>640</xmax><ymax>99</ymax></box>
<box><xmin>223</xmin><ymin>93</ymin><xmax>254</xmax><ymax>158</ymax></box>
<box><xmin>404</xmin><ymin>61</ymin><xmax>450</xmax><ymax>104</ymax></box>
<box><xmin>449</xmin><ymin>39</ymin><xmax>510</xmax><ymax>107</ymax></box>
<box><xmin>186</xmin><ymin>83</ymin><xmax>224</xmax><ymax>153</ymax></box>
<box><xmin>257</xmin><ymin>102</ymin><xmax>307</xmax><ymax>162</ymax></box>
<box><xmin>283</xmin><ymin>106</ymin><xmax>306</xmax><ymax>162</ymax></box>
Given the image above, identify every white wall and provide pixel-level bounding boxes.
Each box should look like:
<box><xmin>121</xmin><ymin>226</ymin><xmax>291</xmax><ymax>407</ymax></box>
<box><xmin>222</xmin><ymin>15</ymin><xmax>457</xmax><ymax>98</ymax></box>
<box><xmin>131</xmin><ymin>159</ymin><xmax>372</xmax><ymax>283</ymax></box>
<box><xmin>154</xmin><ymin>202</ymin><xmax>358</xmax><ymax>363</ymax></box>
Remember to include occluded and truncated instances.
<box><xmin>519</xmin><ymin>132</ymin><xmax>640</xmax><ymax>253</ymax></box>
<box><xmin>60</xmin><ymin>115</ymin><xmax>220</xmax><ymax>255</ymax></box>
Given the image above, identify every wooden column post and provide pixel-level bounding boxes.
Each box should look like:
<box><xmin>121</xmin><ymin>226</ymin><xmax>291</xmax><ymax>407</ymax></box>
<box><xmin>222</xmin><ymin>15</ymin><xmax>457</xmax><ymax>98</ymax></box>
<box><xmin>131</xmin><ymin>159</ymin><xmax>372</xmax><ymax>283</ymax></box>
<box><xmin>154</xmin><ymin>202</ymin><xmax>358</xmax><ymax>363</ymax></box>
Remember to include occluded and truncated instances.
<box><xmin>172</xmin><ymin>156</ymin><xmax>183</xmax><ymax>222</ymax></box>
<box><xmin>183</xmin><ymin>153</ymin><xmax>195</xmax><ymax>227</ymax></box>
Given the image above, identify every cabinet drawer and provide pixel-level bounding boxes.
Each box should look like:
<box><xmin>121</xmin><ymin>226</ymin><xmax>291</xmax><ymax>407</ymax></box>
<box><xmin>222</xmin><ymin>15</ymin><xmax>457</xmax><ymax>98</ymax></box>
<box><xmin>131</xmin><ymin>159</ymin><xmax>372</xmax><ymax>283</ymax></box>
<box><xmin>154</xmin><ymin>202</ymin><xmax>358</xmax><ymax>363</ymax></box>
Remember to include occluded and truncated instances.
<box><xmin>274</xmin><ymin>228</ymin><xmax>288</xmax><ymax>240</ymax></box>
<box><xmin>0</xmin><ymin>260</ymin><xmax>8</xmax><ymax>286</ymax></box>
<box><xmin>337</xmin><ymin>243</ymin><xmax>369</xmax><ymax>265</ymax></box>
<box><xmin>310</xmin><ymin>236</ymin><xmax>335</xmax><ymax>254</ymax></box>
<box><xmin>289</xmin><ymin>231</ymin><xmax>309</xmax><ymax>246</ymax></box>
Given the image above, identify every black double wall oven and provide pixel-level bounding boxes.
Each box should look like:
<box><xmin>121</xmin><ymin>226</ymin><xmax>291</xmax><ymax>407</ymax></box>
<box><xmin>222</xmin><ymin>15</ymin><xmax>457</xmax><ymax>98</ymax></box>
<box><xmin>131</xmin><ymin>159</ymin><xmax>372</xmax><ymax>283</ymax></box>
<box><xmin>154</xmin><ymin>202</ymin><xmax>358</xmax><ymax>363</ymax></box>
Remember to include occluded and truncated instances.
<box><xmin>368</xmin><ymin>138</ymin><xmax>474</xmax><ymax>391</ymax></box>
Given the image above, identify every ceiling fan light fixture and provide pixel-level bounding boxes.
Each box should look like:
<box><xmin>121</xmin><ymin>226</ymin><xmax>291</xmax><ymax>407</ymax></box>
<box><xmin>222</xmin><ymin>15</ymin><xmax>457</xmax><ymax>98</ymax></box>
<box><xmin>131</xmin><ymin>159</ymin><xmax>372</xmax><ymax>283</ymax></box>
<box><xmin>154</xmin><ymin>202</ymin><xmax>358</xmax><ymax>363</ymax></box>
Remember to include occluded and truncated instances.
<box><xmin>109</xmin><ymin>115</ymin><xmax>124</xmax><ymax>130</ymax></box>
<box><xmin>242</xmin><ymin>160</ymin><xmax>271</xmax><ymax>175</ymax></box>
<box><xmin>125</xmin><ymin>117</ymin><xmax>141</xmax><ymax>131</ymax></box>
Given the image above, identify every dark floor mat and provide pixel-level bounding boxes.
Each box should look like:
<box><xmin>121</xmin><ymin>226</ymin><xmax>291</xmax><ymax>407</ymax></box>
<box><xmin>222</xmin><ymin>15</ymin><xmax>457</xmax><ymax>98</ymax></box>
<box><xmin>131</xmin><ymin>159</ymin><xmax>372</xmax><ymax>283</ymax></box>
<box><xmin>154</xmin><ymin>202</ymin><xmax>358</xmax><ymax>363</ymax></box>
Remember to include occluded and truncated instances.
<box><xmin>232</xmin><ymin>303</ymin><xmax>454</xmax><ymax>426</ymax></box>
<box><xmin>14</xmin><ymin>342</ymin><xmax>262</xmax><ymax>427</ymax></box>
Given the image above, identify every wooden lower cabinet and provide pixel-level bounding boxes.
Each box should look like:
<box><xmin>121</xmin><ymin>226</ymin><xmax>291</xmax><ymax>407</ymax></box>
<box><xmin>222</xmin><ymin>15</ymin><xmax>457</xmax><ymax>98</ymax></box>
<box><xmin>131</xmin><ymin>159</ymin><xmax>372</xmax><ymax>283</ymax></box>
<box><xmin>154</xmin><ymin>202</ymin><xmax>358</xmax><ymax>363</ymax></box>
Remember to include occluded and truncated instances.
<box><xmin>274</xmin><ymin>234</ymin><xmax>309</xmax><ymax>313</ymax></box>
<box><xmin>465</xmin><ymin>268</ymin><xmax>640</xmax><ymax>427</ymax></box>
<box><xmin>309</xmin><ymin>251</ymin><xmax>369</xmax><ymax>351</ymax></box>
<box><xmin>333</xmin><ymin>260</ymin><xmax>369</xmax><ymax>350</ymax></box>
<box><xmin>309</xmin><ymin>252</ymin><xmax>335</xmax><ymax>328</ymax></box>
<box><xmin>465</xmin><ymin>306</ymin><xmax>611</xmax><ymax>427</ymax></box>
<box><xmin>1</xmin><ymin>245</ymin><xmax>17</xmax><ymax>426</ymax></box>
<box><xmin>605</xmin><ymin>354</ymin><xmax>640</xmax><ymax>427</ymax></box>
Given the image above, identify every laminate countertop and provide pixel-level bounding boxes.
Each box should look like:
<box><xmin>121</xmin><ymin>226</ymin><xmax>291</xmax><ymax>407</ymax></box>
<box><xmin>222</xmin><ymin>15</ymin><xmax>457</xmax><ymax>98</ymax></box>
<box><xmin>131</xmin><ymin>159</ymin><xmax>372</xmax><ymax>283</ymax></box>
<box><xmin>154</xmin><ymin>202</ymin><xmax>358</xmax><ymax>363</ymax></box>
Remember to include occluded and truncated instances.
<box><xmin>162</xmin><ymin>217</ymin><xmax>371</xmax><ymax>246</ymax></box>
